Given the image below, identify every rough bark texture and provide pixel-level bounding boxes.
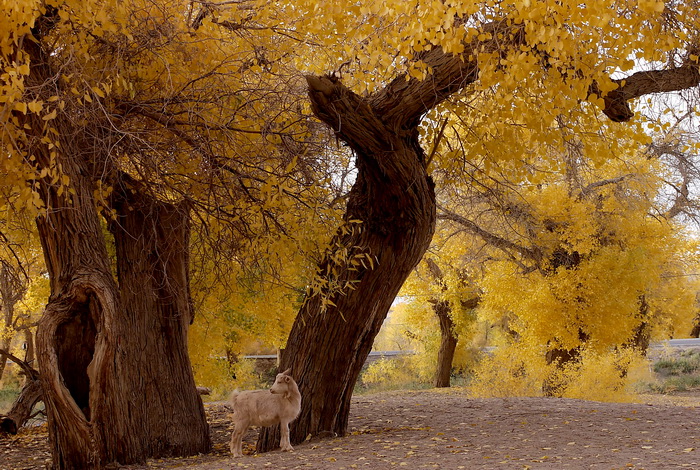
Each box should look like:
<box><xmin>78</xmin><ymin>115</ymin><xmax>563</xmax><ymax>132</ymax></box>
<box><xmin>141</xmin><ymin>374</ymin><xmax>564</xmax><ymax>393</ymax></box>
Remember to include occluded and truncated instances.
<box><xmin>23</xmin><ymin>16</ymin><xmax>209</xmax><ymax>468</ymax></box>
<box><xmin>33</xmin><ymin>163</ymin><xmax>210</xmax><ymax>468</ymax></box>
<box><xmin>107</xmin><ymin>180</ymin><xmax>210</xmax><ymax>457</ymax></box>
<box><xmin>257</xmin><ymin>74</ymin><xmax>437</xmax><ymax>451</ymax></box>
<box><xmin>34</xmin><ymin>170</ymin><xmax>210</xmax><ymax>468</ymax></box>
<box><xmin>34</xmin><ymin>149</ymin><xmax>130</xmax><ymax>468</ymax></box>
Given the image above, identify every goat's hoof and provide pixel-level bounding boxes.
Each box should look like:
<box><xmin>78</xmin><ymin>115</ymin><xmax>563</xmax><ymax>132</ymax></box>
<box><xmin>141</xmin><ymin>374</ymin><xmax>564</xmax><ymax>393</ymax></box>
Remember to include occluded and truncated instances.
<box><xmin>281</xmin><ymin>446</ymin><xmax>294</xmax><ymax>452</ymax></box>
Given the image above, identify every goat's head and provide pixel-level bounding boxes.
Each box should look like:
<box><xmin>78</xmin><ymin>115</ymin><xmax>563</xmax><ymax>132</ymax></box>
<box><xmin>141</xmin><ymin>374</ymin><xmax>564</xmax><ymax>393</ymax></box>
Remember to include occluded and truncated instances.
<box><xmin>270</xmin><ymin>369</ymin><xmax>293</xmax><ymax>394</ymax></box>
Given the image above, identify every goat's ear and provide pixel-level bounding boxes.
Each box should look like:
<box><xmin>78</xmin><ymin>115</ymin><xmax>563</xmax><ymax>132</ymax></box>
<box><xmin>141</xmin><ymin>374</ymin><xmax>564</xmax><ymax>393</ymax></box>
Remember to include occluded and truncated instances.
<box><xmin>281</xmin><ymin>368</ymin><xmax>291</xmax><ymax>376</ymax></box>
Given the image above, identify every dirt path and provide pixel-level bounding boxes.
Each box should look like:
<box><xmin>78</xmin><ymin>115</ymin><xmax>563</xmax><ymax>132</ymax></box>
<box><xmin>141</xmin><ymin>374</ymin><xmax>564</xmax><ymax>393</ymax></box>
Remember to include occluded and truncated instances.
<box><xmin>3</xmin><ymin>389</ymin><xmax>699</xmax><ymax>469</ymax></box>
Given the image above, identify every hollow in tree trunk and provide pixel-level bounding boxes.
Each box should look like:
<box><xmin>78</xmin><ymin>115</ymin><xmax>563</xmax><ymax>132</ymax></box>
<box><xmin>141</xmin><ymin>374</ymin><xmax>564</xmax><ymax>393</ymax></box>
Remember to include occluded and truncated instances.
<box><xmin>22</xmin><ymin>14</ymin><xmax>209</xmax><ymax>468</ymax></box>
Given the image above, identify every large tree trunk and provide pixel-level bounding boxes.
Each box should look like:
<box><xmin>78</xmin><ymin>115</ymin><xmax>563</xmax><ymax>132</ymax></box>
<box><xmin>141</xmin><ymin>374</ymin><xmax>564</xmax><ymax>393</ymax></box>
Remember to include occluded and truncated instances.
<box><xmin>34</xmin><ymin>150</ymin><xmax>137</xmax><ymax>469</ymax></box>
<box><xmin>107</xmin><ymin>179</ymin><xmax>210</xmax><ymax>457</ymax></box>
<box><xmin>258</xmin><ymin>75</ymin><xmax>437</xmax><ymax>451</ymax></box>
<box><xmin>34</xmin><ymin>163</ymin><xmax>210</xmax><ymax>468</ymax></box>
<box><xmin>434</xmin><ymin>300</ymin><xmax>457</xmax><ymax>388</ymax></box>
<box><xmin>24</xmin><ymin>21</ymin><xmax>208</xmax><ymax>468</ymax></box>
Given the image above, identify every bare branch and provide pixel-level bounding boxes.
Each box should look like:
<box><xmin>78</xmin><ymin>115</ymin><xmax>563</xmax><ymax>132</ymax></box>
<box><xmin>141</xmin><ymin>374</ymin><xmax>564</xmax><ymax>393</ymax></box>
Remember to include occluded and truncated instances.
<box><xmin>0</xmin><ymin>348</ymin><xmax>38</xmax><ymax>380</ymax></box>
<box><xmin>578</xmin><ymin>175</ymin><xmax>629</xmax><ymax>199</ymax></box>
<box><xmin>438</xmin><ymin>205</ymin><xmax>542</xmax><ymax>264</ymax></box>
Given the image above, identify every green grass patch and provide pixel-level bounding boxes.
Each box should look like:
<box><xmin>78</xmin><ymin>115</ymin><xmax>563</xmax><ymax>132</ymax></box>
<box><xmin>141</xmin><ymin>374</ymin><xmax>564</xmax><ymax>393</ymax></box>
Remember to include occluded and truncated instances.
<box><xmin>653</xmin><ymin>356</ymin><xmax>700</xmax><ymax>376</ymax></box>
<box><xmin>638</xmin><ymin>350</ymin><xmax>700</xmax><ymax>394</ymax></box>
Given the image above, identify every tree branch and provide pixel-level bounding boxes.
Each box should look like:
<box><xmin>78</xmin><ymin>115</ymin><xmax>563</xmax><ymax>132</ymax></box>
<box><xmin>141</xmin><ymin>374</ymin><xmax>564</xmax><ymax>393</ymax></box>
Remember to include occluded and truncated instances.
<box><xmin>601</xmin><ymin>64</ymin><xmax>700</xmax><ymax>122</ymax></box>
<box><xmin>0</xmin><ymin>348</ymin><xmax>39</xmax><ymax>380</ymax></box>
<box><xmin>438</xmin><ymin>206</ymin><xmax>541</xmax><ymax>264</ymax></box>
<box><xmin>578</xmin><ymin>175</ymin><xmax>629</xmax><ymax>199</ymax></box>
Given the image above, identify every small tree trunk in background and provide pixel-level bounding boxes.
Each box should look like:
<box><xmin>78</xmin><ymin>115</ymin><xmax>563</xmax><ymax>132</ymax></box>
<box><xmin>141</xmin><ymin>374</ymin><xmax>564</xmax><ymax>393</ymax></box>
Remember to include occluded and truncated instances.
<box><xmin>0</xmin><ymin>336</ymin><xmax>11</xmax><ymax>384</ymax></box>
<box><xmin>23</xmin><ymin>328</ymin><xmax>35</xmax><ymax>370</ymax></box>
<box><xmin>542</xmin><ymin>344</ymin><xmax>583</xmax><ymax>397</ymax></box>
<box><xmin>434</xmin><ymin>300</ymin><xmax>457</xmax><ymax>388</ymax></box>
<box><xmin>691</xmin><ymin>319</ymin><xmax>700</xmax><ymax>338</ymax></box>
<box><xmin>0</xmin><ymin>263</ymin><xmax>26</xmax><ymax>383</ymax></box>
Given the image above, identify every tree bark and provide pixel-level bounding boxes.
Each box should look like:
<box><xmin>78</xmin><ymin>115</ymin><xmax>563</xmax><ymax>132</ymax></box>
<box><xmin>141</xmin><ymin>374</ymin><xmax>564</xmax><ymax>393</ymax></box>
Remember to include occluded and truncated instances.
<box><xmin>434</xmin><ymin>300</ymin><xmax>457</xmax><ymax>388</ymax></box>
<box><xmin>33</xmin><ymin>164</ymin><xmax>211</xmax><ymax>468</ymax></box>
<box><xmin>107</xmin><ymin>179</ymin><xmax>210</xmax><ymax>457</ymax></box>
<box><xmin>257</xmin><ymin>74</ymin><xmax>437</xmax><ymax>451</ymax></box>
<box><xmin>34</xmin><ymin>151</ymin><xmax>132</xmax><ymax>469</ymax></box>
<box><xmin>23</xmin><ymin>18</ymin><xmax>209</xmax><ymax>468</ymax></box>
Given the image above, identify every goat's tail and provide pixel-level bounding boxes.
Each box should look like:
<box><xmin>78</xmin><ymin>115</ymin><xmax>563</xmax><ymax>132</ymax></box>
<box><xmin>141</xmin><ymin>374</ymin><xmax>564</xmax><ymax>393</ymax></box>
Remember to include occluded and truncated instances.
<box><xmin>226</xmin><ymin>389</ymin><xmax>241</xmax><ymax>411</ymax></box>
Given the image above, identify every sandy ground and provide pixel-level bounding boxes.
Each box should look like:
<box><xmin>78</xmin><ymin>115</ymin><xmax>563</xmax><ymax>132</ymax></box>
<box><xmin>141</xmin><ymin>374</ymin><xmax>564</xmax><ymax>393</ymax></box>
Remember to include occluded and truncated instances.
<box><xmin>3</xmin><ymin>388</ymin><xmax>699</xmax><ymax>469</ymax></box>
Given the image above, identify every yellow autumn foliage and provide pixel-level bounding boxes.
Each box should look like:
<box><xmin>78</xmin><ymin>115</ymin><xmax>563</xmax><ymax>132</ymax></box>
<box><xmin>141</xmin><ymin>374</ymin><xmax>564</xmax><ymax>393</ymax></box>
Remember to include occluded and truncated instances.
<box><xmin>3</xmin><ymin>0</ymin><xmax>700</xmax><ymax>400</ymax></box>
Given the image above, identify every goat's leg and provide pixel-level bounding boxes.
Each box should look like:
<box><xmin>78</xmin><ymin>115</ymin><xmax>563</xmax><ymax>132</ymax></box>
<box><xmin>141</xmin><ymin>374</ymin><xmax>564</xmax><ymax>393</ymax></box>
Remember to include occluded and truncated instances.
<box><xmin>230</xmin><ymin>423</ymin><xmax>246</xmax><ymax>457</ymax></box>
<box><xmin>280</xmin><ymin>421</ymin><xmax>294</xmax><ymax>452</ymax></box>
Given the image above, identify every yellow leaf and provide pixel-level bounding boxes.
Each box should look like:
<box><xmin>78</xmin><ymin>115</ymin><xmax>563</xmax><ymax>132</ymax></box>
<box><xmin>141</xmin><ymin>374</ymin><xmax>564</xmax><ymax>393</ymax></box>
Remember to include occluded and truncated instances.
<box><xmin>42</xmin><ymin>108</ymin><xmax>57</xmax><ymax>121</ymax></box>
<box><xmin>28</xmin><ymin>101</ymin><xmax>43</xmax><ymax>113</ymax></box>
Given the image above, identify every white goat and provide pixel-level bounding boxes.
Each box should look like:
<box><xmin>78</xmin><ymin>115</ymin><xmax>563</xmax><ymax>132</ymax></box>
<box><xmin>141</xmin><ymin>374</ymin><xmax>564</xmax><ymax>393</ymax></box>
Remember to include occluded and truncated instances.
<box><xmin>229</xmin><ymin>368</ymin><xmax>302</xmax><ymax>457</ymax></box>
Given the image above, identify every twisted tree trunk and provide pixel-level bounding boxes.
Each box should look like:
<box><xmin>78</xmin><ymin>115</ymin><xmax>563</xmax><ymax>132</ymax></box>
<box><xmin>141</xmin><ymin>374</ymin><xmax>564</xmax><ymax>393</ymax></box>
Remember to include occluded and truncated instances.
<box><xmin>256</xmin><ymin>73</ymin><xmax>438</xmax><ymax>451</ymax></box>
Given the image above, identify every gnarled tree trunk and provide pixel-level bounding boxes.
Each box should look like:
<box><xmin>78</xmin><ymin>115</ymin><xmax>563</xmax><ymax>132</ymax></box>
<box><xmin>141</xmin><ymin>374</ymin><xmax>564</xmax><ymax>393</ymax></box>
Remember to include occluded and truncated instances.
<box><xmin>24</xmin><ymin>21</ymin><xmax>208</xmax><ymax>468</ymax></box>
<box><xmin>257</xmin><ymin>74</ymin><xmax>438</xmax><ymax>451</ymax></box>
<box><xmin>35</xmin><ymin>151</ymin><xmax>134</xmax><ymax>469</ymax></box>
<box><xmin>107</xmin><ymin>179</ymin><xmax>210</xmax><ymax>457</ymax></box>
<box><xmin>258</xmin><ymin>25</ymin><xmax>515</xmax><ymax>450</ymax></box>
<box><xmin>33</xmin><ymin>165</ymin><xmax>210</xmax><ymax>468</ymax></box>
